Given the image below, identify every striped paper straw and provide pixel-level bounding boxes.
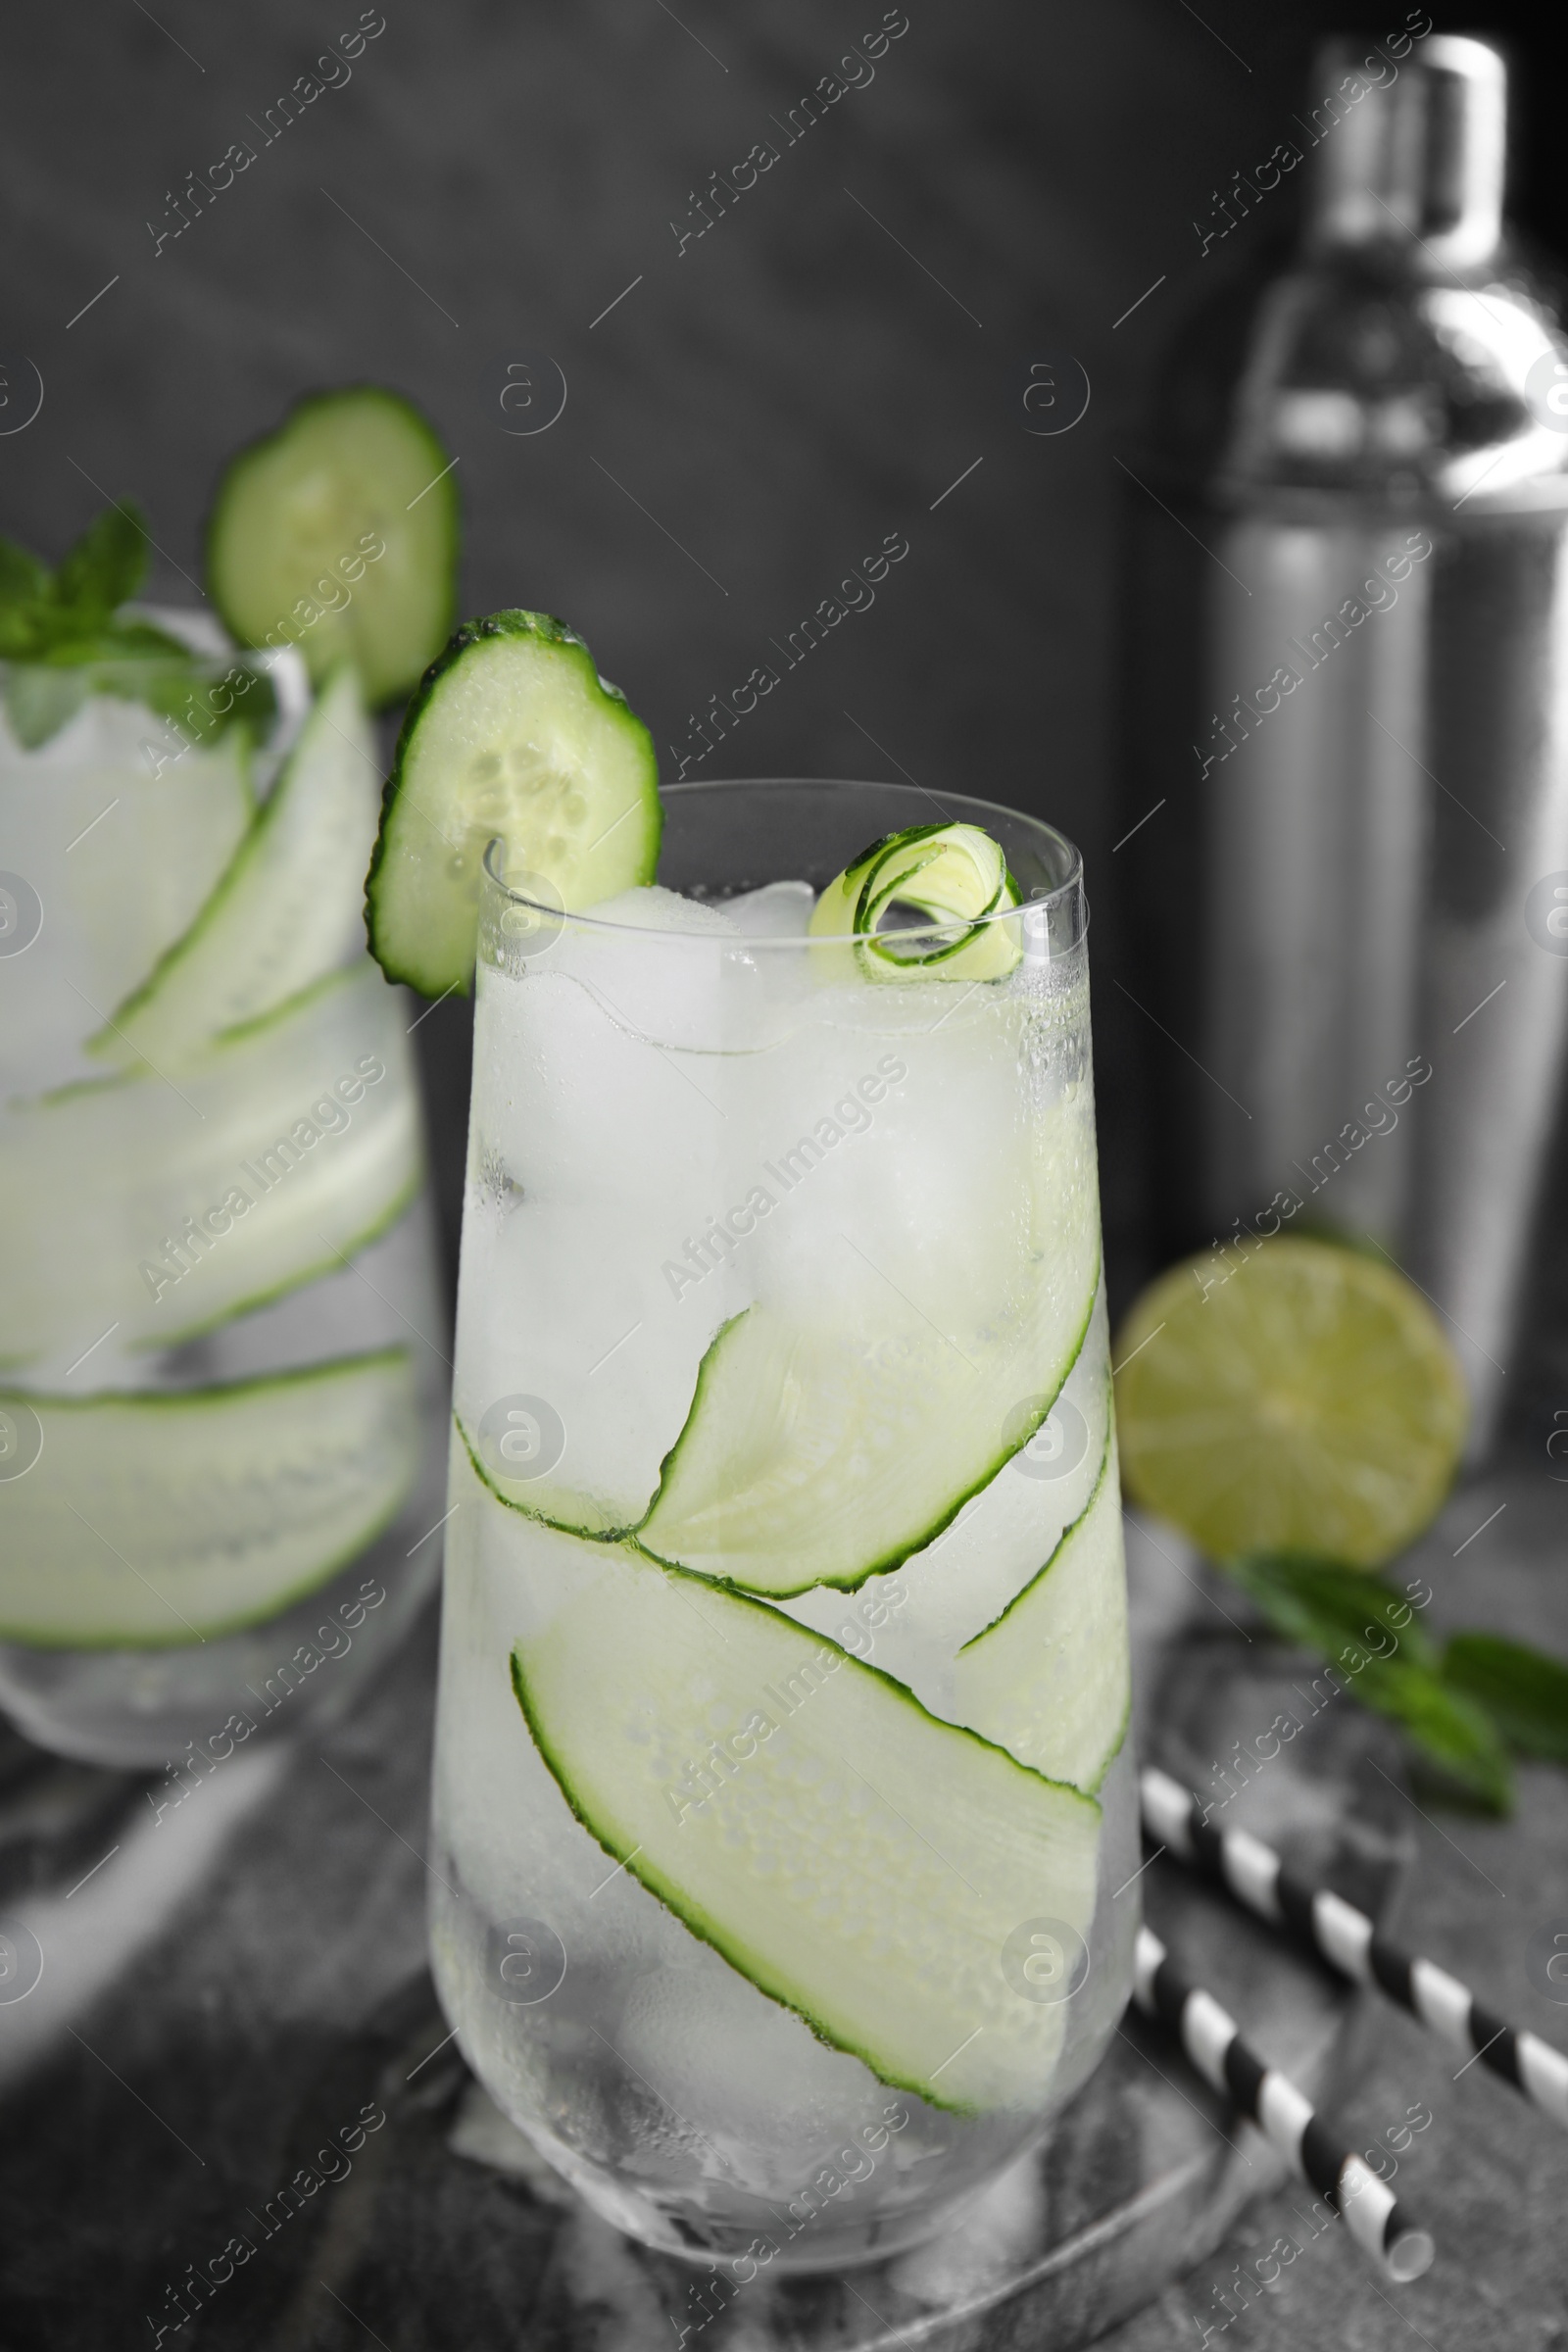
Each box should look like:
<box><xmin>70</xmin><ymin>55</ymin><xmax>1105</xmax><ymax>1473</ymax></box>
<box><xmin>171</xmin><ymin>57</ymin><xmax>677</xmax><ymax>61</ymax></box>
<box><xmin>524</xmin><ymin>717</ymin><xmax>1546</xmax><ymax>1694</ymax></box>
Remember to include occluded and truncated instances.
<box><xmin>1142</xmin><ymin>1763</ymin><xmax>1568</xmax><ymax>2134</ymax></box>
<box><xmin>1134</xmin><ymin>1923</ymin><xmax>1436</xmax><ymax>2282</ymax></box>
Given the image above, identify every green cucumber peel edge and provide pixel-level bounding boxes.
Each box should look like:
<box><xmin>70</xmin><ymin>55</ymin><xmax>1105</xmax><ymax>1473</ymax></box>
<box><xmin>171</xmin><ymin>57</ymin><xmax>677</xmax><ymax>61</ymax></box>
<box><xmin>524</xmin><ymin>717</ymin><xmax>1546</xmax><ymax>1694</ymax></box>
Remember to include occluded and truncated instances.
<box><xmin>8</xmin><ymin>962</ymin><xmax>422</xmax><ymax>1363</ymax></box>
<box><xmin>637</xmin><ymin>1259</ymin><xmax>1101</xmax><ymax>1597</ymax></box>
<box><xmin>0</xmin><ymin>1339</ymin><xmax>410</xmax><ymax>1418</ymax></box>
<box><xmin>957</xmin><ymin>1392</ymin><xmax>1130</xmax><ymax>1795</ymax></box>
<box><xmin>454</xmin><ymin>1409</ymin><xmax>640</xmax><ymax>1546</ymax></box>
<box><xmin>366</xmin><ymin>607</ymin><xmax>662</xmax><ymax>999</ymax></box>
<box><xmin>135</xmin><ymin>1171</ymin><xmax>422</xmax><ymax>1353</ymax></box>
<box><xmin>458</xmin><ymin>1254</ymin><xmax>1101</xmax><ymax>1597</ymax></box>
<box><xmin>829</xmin><ymin>822</ymin><xmax>1022</xmax><ymax>979</ymax></box>
<box><xmin>960</xmin><ymin>1400</ymin><xmax>1113</xmax><ymax>1656</ymax></box>
<box><xmin>508</xmin><ymin>1546</ymin><xmax>1100</xmax><ymax>2113</ymax></box>
<box><xmin>86</xmin><ymin>663</ymin><xmax>362</xmax><ymax>1064</ymax></box>
<box><xmin>34</xmin><ymin>960</ymin><xmax>373</xmax><ymax>1112</ymax></box>
<box><xmin>0</xmin><ymin>1344</ymin><xmax>417</xmax><ymax>1649</ymax></box>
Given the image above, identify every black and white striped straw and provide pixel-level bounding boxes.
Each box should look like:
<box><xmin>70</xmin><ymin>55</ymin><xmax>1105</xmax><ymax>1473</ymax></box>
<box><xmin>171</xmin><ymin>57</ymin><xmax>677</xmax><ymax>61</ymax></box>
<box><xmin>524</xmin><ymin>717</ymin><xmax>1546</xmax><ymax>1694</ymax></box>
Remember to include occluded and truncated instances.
<box><xmin>1142</xmin><ymin>1763</ymin><xmax>1568</xmax><ymax>2135</ymax></box>
<box><xmin>1133</xmin><ymin>1923</ymin><xmax>1436</xmax><ymax>2282</ymax></box>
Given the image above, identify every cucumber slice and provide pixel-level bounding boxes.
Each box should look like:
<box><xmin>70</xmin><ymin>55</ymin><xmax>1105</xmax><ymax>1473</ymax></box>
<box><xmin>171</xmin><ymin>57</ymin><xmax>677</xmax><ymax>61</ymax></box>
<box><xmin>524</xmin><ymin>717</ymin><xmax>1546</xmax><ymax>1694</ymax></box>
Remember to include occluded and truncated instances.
<box><xmin>635</xmin><ymin>1083</ymin><xmax>1102</xmax><ymax>1594</ymax></box>
<box><xmin>205</xmin><ymin>386</ymin><xmax>458</xmax><ymax>706</ymax></box>
<box><xmin>88</xmin><ymin>665</ymin><xmax>380</xmax><ymax>1071</ymax></box>
<box><xmin>954</xmin><ymin>1416</ymin><xmax>1130</xmax><ymax>1794</ymax></box>
<box><xmin>637</xmin><ymin>1281</ymin><xmax>1098</xmax><ymax>1597</ymax></box>
<box><xmin>366</xmin><ymin>611</ymin><xmax>662</xmax><ymax>998</ymax></box>
<box><xmin>778</xmin><ymin>1287</ymin><xmax>1112</xmax><ymax>1689</ymax></box>
<box><xmin>808</xmin><ymin>822</ymin><xmax>1022</xmax><ymax>983</ymax></box>
<box><xmin>0</xmin><ymin>961</ymin><xmax>420</xmax><ymax>1369</ymax></box>
<box><xmin>510</xmin><ymin>1535</ymin><xmax>1102</xmax><ymax>2111</ymax></box>
<box><xmin>0</xmin><ymin>1348</ymin><xmax>416</xmax><ymax>1645</ymax></box>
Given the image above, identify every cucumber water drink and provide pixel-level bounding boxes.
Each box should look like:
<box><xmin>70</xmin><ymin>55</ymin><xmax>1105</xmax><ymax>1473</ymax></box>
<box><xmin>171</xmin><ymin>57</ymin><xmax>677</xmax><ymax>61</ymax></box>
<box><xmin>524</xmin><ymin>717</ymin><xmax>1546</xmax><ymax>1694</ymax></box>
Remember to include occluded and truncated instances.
<box><xmin>0</xmin><ymin>564</ymin><xmax>446</xmax><ymax>1761</ymax></box>
<box><xmin>426</xmin><ymin>777</ymin><xmax>1137</xmax><ymax>2269</ymax></box>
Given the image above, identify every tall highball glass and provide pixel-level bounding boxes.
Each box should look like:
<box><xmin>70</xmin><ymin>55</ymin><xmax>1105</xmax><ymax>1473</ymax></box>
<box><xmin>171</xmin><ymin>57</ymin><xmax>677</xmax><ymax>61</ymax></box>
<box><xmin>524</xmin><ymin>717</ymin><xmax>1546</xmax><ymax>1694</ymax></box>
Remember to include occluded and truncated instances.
<box><xmin>429</xmin><ymin>779</ymin><xmax>1136</xmax><ymax>2270</ymax></box>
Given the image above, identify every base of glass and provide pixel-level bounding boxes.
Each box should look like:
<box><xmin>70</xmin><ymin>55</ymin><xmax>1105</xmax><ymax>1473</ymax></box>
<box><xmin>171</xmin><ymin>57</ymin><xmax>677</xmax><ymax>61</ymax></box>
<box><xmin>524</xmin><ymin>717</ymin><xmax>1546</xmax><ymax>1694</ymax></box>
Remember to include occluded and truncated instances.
<box><xmin>427</xmin><ymin>1747</ymin><xmax>1140</xmax><ymax>2278</ymax></box>
<box><xmin>493</xmin><ymin>2104</ymin><xmax>1045</xmax><ymax>2274</ymax></box>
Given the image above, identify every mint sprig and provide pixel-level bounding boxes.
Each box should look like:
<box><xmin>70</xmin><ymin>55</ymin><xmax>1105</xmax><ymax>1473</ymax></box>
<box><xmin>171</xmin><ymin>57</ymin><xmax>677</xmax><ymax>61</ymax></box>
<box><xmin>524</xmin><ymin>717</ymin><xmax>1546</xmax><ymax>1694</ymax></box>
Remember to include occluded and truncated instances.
<box><xmin>1223</xmin><ymin>1551</ymin><xmax>1568</xmax><ymax>1815</ymax></box>
<box><xmin>0</xmin><ymin>502</ymin><xmax>166</xmax><ymax>662</ymax></box>
<box><xmin>0</xmin><ymin>502</ymin><xmax>274</xmax><ymax>750</ymax></box>
<box><xmin>48</xmin><ymin>503</ymin><xmax>151</xmax><ymax>632</ymax></box>
<box><xmin>1441</xmin><ymin>1633</ymin><xmax>1568</xmax><ymax>1767</ymax></box>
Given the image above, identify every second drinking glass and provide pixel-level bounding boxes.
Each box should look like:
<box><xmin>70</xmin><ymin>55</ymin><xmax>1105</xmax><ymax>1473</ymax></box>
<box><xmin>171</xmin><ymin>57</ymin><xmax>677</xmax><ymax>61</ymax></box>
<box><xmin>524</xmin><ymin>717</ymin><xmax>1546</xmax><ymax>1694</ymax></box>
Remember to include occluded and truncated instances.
<box><xmin>0</xmin><ymin>623</ymin><xmax>446</xmax><ymax>1764</ymax></box>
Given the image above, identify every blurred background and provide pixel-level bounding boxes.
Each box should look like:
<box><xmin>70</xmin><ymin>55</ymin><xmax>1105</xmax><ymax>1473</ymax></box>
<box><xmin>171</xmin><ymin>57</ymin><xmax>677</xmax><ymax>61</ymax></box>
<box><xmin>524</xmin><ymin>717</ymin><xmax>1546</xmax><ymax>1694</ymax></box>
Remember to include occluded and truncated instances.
<box><xmin>4</xmin><ymin>0</ymin><xmax>1566</xmax><ymax>1359</ymax></box>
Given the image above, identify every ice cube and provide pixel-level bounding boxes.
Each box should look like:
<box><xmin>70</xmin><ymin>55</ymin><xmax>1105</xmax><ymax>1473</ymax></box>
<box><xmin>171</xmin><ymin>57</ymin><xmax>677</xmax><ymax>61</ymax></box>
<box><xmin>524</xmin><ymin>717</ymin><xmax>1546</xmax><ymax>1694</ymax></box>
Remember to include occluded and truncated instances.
<box><xmin>464</xmin><ymin>956</ymin><xmax>762</xmax><ymax>1522</ymax></box>
<box><xmin>581</xmin><ymin>883</ymin><xmax>738</xmax><ymax>937</ymax></box>
<box><xmin>718</xmin><ymin>879</ymin><xmax>816</xmax><ymax>939</ymax></box>
<box><xmin>0</xmin><ymin>702</ymin><xmax>252</xmax><ymax>1093</ymax></box>
<box><xmin>455</xmin><ymin>1189</ymin><xmax>748</xmax><ymax>1530</ymax></box>
<box><xmin>537</xmin><ymin>884</ymin><xmax>750</xmax><ymax>1054</ymax></box>
<box><xmin>743</xmin><ymin>996</ymin><xmax>1033</xmax><ymax>1330</ymax></box>
<box><xmin>615</xmin><ymin>1956</ymin><xmax>878</xmax><ymax>2182</ymax></box>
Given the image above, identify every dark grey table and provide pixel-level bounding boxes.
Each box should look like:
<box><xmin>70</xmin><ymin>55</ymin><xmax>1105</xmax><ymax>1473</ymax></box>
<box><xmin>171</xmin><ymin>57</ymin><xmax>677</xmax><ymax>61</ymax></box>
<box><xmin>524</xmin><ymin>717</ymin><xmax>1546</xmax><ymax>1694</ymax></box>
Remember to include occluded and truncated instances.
<box><xmin>1102</xmin><ymin>1463</ymin><xmax>1568</xmax><ymax>2352</ymax></box>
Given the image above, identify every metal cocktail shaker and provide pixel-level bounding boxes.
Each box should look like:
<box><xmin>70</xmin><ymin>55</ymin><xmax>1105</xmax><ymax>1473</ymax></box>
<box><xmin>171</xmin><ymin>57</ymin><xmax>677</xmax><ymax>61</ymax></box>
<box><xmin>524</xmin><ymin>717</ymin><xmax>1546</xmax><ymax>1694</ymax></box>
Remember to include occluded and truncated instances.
<box><xmin>1119</xmin><ymin>31</ymin><xmax>1568</xmax><ymax>1455</ymax></box>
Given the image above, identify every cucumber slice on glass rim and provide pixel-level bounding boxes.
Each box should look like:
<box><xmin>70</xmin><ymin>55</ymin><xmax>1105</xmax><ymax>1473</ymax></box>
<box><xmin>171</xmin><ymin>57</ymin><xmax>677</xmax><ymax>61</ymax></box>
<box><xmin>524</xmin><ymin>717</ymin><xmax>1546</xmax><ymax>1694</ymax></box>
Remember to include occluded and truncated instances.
<box><xmin>205</xmin><ymin>385</ymin><xmax>459</xmax><ymax>707</ymax></box>
<box><xmin>366</xmin><ymin>610</ymin><xmax>662</xmax><ymax>998</ymax></box>
<box><xmin>507</xmin><ymin>1524</ymin><xmax>1102</xmax><ymax>2112</ymax></box>
<box><xmin>0</xmin><ymin>1348</ymin><xmax>417</xmax><ymax>1646</ymax></box>
<box><xmin>808</xmin><ymin>821</ymin><xmax>1023</xmax><ymax>983</ymax></box>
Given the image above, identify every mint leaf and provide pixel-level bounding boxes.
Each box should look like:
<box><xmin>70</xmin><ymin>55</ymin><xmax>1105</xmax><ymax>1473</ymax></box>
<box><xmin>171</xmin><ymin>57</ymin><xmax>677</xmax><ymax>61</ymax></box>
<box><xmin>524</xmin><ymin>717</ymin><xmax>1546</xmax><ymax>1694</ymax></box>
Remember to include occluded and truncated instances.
<box><xmin>92</xmin><ymin>618</ymin><xmax>191</xmax><ymax>660</ymax></box>
<box><xmin>0</xmin><ymin>505</ymin><xmax>273</xmax><ymax>753</ymax></box>
<box><xmin>1228</xmin><ymin>1551</ymin><xmax>1437</xmax><ymax>1671</ymax></box>
<box><xmin>0</xmin><ymin>606</ymin><xmax>45</xmax><ymax>661</ymax></box>
<box><xmin>0</xmin><ymin>533</ymin><xmax>48</xmax><ymax>613</ymax></box>
<box><xmin>129</xmin><ymin>659</ymin><xmax>277</xmax><ymax>746</ymax></box>
<box><xmin>29</xmin><ymin>621</ymin><xmax>192</xmax><ymax>669</ymax></box>
<box><xmin>1443</xmin><ymin>1633</ymin><xmax>1568</xmax><ymax>1765</ymax></box>
<box><xmin>0</xmin><ymin>533</ymin><xmax>52</xmax><ymax>660</ymax></box>
<box><xmin>49</xmin><ymin>501</ymin><xmax>149</xmax><ymax>629</ymax></box>
<box><xmin>1356</xmin><ymin>1660</ymin><xmax>1513</xmax><ymax>1812</ymax></box>
<box><xmin>1226</xmin><ymin>1551</ymin><xmax>1511</xmax><ymax>1812</ymax></box>
<box><xmin>4</xmin><ymin>666</ymin><xmax>88</xmax><ymax>749</ymax></box>
<box><xmin>0</xmin><ymin>503</ymin><xmax>154</xmax><ymax>673</ymax></box>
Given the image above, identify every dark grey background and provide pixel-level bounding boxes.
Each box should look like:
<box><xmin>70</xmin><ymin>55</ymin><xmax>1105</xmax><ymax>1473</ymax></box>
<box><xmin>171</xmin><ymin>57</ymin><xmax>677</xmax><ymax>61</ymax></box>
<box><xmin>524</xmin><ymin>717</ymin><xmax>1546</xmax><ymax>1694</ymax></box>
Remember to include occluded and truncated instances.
<box><xmin>2</xmin><ymin>0</ymin><xmax>1563</xmax><ymax>1302</ymax></box>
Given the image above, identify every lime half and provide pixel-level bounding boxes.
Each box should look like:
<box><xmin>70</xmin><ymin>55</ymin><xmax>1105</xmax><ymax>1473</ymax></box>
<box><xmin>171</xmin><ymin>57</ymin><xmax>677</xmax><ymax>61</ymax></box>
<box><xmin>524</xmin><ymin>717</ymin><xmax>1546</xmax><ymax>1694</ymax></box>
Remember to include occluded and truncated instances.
<box><xmin>1114</xmin><ymin>1237</ymin><xmax>1467</xmax><ymax>1568</ymax></box>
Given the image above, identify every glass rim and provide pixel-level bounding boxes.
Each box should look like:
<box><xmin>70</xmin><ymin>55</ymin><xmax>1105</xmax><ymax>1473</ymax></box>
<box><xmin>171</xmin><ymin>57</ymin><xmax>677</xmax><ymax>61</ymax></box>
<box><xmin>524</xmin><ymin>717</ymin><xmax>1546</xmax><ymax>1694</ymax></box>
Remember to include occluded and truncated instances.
<box><xmin>481</xmin><ymin>776</ymin><xmax>1085</xmax><ymax>950</ymax></box>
